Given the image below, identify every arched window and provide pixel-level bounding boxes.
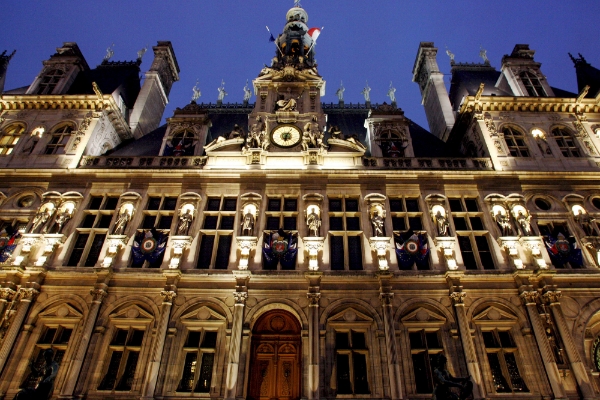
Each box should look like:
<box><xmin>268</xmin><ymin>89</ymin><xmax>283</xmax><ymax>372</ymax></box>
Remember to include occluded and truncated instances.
<box><xmin>519</xmin><ymin>71</ymin><xmax>546</xmax><ymax>97</ymax></box>
<box><xmin>169</xmin><ymin>130</ymin><xmax>196</xmax><ymax>156</ymax></box>
<box><xmin>0</xmin><ymin>124</ymin><xmax>25</xmax><ymax>155</ymax></box>
<box><xmin>376</xmin><ymin>128</ymin><xmax>407</xmax><ymax>158</ymax></box>
<box><xmin>45</xmin><ymin>124</ymin><xmax>74</xmax><ymax>155</ymax></box>
<box><xmin>502</xmin><ymin>126</ymin><xmax>529</xmax><ymax>157</ymax></box>
<box><xmin>552</xmin><ymin>127</ymin><xmax>580</xmax><ymax>157</ymax></box>
<box><xmin>37</xmin><ymin>69</ymin><xmax>64</xmax><ymax>95</ymax></box>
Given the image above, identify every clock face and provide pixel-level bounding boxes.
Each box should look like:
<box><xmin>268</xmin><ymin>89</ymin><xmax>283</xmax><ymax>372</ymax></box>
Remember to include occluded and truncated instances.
<box><xmin>270</xmin><ymin>124</ymin><xmax>301</xmax><ymax>148</ymax></box>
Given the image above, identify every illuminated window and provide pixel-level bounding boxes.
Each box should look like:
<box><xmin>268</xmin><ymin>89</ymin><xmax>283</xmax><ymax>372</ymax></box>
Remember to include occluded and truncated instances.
<box><xmin>37</xmin><ymin>69</ymin><xmax>64</xmax><ymax>94</ymax></box>
<box><xmin>329</xmin><ymin>198</ymin><xmax>362</xmax><ymax>270</ymax></box>
<box><xmin>502</xmin><ymin>126</ymin><xmax>529</xmax><ymax>157</ymax></box>
<box><xmin>98</xmin><ymin>328</ymin><xmax>145</xmax><ymax>391</ymax></box>
<box><xmin>449</xmin><ymin>198</ymin><xmax>495</xmax><ymax>270</ymax></box>
<box><xmin>0</xmin><ymin>124</ymin><xmax>25</xmax><ymax>155</ymax></box>
<box><xmin>552</xmin><ymin>127</ymin><xmax>580</xmax><ymax>158</ymax></box>
<box><xmin>177</xmin><ymin>330</ymin><xmax>218</xmax><ymax>393</ymax></box>
<box><xmin>45</xmin><ymin>124</ymin><xmax>74</xmax><ymax>155</ymax></box>
<box><xmin>482</xmin><ymin>329</ymin><xmax>528</xmax><ymax>393</ymax></box>
<box><xmin>197</xmin><ymin>197</ymin><xmax>236</xmax><ymax>269</ymax></box>
<box><xmin>334</xmin><ymin>330</ymin><xmax>370</xmax><ymax>395</ymax></box>
<box><xmin>519</xmin><ymin>71</ymin><xmax>546</xmax><ymax>97</ymax></box>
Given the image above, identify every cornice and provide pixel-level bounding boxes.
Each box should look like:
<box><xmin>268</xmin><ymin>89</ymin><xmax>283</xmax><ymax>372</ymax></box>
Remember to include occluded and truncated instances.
<box><xmin>459</xmin><ymin>95</ymin><xmax>600</xmax><ymax>114</ymax></box>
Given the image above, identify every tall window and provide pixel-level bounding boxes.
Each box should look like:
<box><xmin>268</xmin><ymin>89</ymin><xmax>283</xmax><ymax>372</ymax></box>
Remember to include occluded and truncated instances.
<box><xmin>449</xmin><ymin>198</ymin><xmax>495</xmax><ymax>270</ymax></box>
<box><xmin>265</xmin><ymin>197</ymin><xmax>297</xmax><ymax>231</ymax></box>
<box><xmin>45</xmin><ymin>124</ymin><xmax>74</xmax><ymax>155</ymax></box>
<box><xmin>335</xmin><ymin>330</ymin><xmax>370</xmax><ymax>395</ymax></box>
<box><xmin>0</xmin><ymin>124</ymin><xmax>25</xmax><ymax>155</ymax></box>
<box><xmin>502</xmin><ymin>127</ymin><xmax>529</xmax><ymax>157</ymax></box>
<box><xmin>140</xmin><ymin>196</ymin><xmax>177</xmax><ymax>231</ymax></box>
<box><xmin>409</xmin><ymin>329</ymin><xmax>442</xmax><ymax>394</ymax></box>
<box><xmin>98</xmin><ymin>328</ymin><xmax>145</xmax><ymax>391</ymax></box>
<box><xmin>37</xmin><ymin>69</ymin><xmax>64</xmax><ymax>94</ymax></box>
<box><xmin>67</xmin><ymin>196</ymin><xmax>119</xmax><ymax>267</ymax></box>
<box><xmin>197</xmin><ymin>197</ymin><xmax>236</xmax><ymax>269</ymax></box>
<box><xmin>177</xmin><ymin>330</ymin><xmax>218</xmax><ymax>393</ymax></box>
<box><xmin>552</xmin><ymin>127</ymin><xmax>580</xmax><ymax>158</ymax></box>
<box><xmin>170</xmin><ymin>130</ymin><xmax>196</xmax><ymax>156</ymax></box>
<box><xmin>482</xmin><ymin>329</ymin><xmax>528</xmax><ymax>393</ymax></box>
<box><xmin>329</xmin><ymin>198</ymin><xmax>362</xmax><ymax>270</ymax></box>
<box><xmin>390</xmin><ymin>197</ymin><xmax>428</xmax><ymax>270</ymax></box>
<box><xmin>21</xmin><ymin>325</ymin><xmax>72</xmax><ymax>389</ymax></box>
<box><xmin>519</xmin><ymin>71</ymin><xmax>546</xmax><ymax>97</ymax></box>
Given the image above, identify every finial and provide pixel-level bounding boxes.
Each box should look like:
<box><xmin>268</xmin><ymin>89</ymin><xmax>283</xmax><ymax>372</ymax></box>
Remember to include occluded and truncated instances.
<box><xmin>479</xmin><ymin>46</ymin><xmax>489</xmax><ymax>64</ymax></box>
<box><xmin>217</xmin><ymin>80</ymin><xmax>227</xmax><ymax>101</ymax></box>
<box><xmin>104</xmin><ymin>43</ymin><xmax>115</xmax><ymax>61</ymax></box>
<box><xmin>243</xmin><ymin>80</ymin><xmax>252</xmax><ymax>102</ymax></box>
<box><xmin>137</xmin><ymin>45</ymin><xmax>148</xmax><ymax>61</ymax></box>
<box><xmin>0</xmin><ymin>50</ymin><xmax>16</xmax><ymax>62</ymax></box>
<box><xmin>191</xmin><ymin>80</ymin><xmax>201</xmax><ymax>102</ymax></box>
<box><xmin>360</xmin><ymin>80</ymin><xmax>371</xmax><ymax>102</ymax></box>
<box><xmin>387</xmin><ymin>81</ymin><xmax>396</xmax><ymax>103</ymax></box>
<box><xmin>445</xmin><ymin>46</ymin><xmax>455</xmax><ymax>64</ymax></box>
<box><xmin>294</xmin><ymin>0</ymin><xmax>302</xmax><ymax>8</ymax></box>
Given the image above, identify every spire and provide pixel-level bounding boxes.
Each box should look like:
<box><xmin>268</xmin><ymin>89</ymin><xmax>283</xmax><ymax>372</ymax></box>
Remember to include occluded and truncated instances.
<box><xmin>569</xmin><ymin>53</ymin><xmax>600</xmax><ymax>97</ymax></box>
<box><xmin>0</xmin><ymin>50</ymin><xmax>16</xmax><ymax>94</ymax></box>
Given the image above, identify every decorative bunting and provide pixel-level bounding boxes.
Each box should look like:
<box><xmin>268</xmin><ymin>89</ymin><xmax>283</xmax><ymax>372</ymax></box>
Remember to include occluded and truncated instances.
<box><xmin>132</xmin><ymin>228</ymin><xmax>169</xmax><ymax>266</ymax></box>
<box><xmin>544</xmin><ymin>232</ymin><xmax>582</xmax><ymax>268</ymax></box>
<box><xmin>394</xmin><ymin>231</ymin><xmax>429</xmax><ymax>269</ymax></box>
<box><xmin>262</xmin><ymin>229</ymin><xmax>298</xmax><ymax>270</ymax></box>
<box><xmin>0</xmin><ymin>226</ymin><xmax>20</xmax><ymax>263</ymax></box>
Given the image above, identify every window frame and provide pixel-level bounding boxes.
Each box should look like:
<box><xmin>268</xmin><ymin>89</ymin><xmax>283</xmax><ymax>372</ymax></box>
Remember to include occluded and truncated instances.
<box><xmin>44</xmin><ymin>123</ymin><xmax>74</xmax><ymax>155</ymax></box>
<box><xmin>265</xmin><ymin>196</ymin><xmax>298</xmax><ymax>232</ymax></box>
<box><xmin>328</xmin><ymin>197</ymin><xmax>363</xmax><ymax>271</ymax></box>
<box><xmin>175</xmin><ymin>328</ymin><xmax>219</xmax><ymax>394</ymax></box>
<box><xmin>0</xmin><ymin>123</ymin><xmax>25</xmax><ymax>155</ymax></box>
<box><xmin>480</xmin><ymin>328</ymin><xmax>529</xmax><ymax>394</ymax></box>
<box><xmin>551</xmin><ymin>127</ymin><xmax>581</xmax><ymax>158</ymax></box>
<box><xmin>36</xmin><ymin>68</ymin><xmax>65</xmax><ymax>95</ymax></box>
<box><xmin>97</xmin><ymin>326</ymin><xmax>147</xmax><ymax>392</ymax></box>
<box><xmin>519</xmin><ymin>71</ymin><xmax>546</xmax><ymax>97</ymax></box>
<box><xmin>389</xmin><ymin>197</ymin><xmax>428</xmax><ymax>270</ymax></box>
<box><xmin>332</xmin><ymin>327</ymin><xmax>372</xmax><ymax>395</ymax></box>
<box><xmin>196</xmin><ymin>196</ymin><xmax>236</xmax><ymax>269</ymax></box>
<box><xmin>501</xmin><ymin>126</ymin><xmax>530</xmax><ymax>157</ymax></box>
<box><xmin>407</xmin><ymin>328</ymin><xmax>444</xmax><ymax>394</ymax></box>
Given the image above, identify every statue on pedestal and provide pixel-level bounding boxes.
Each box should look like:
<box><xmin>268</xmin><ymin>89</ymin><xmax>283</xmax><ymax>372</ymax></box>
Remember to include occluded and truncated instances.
<box><xmin>516</xmin><ymin>210</ymin><xmax>533</xmax><ymax>236</ymax></box>
<box><xmin>435</xmin><ymin>210</ymin><xmax>450</xmax><ymax>237</ymax></box>
<box><xmin>241</xmin><ymin>212</ymin><xmax>255</xmax><ymax>236</ymax></box>
<box><xmin>306</xmin><ymin>211</ymin><xmax>321</xmax><ymax>237</ymax></box>
<box><xmin>176</xmin><ymin>208</ymin><xmax>194</xmax><ymax>236</ymax></box>
<box><xmin>494</xmin><ymin>209</ymin><xmax>513</xmax><ymax>236</ymax></box>
<box><xmin>371</xmin><ymin>210</ymin><xmax>385</xmax><ymax>237</ymax></box>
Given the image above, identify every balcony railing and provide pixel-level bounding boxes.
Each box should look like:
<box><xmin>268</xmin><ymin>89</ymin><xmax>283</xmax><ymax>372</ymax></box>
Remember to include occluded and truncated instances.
<box><xmin>79</xmin><ymin>156</ymin><xmax>208</xmax><ymax>169</ymax></box>
<box><xmin>362</xmin><ymin>157</ymin><xmax>494</xmax><ymax>170</ymax></box>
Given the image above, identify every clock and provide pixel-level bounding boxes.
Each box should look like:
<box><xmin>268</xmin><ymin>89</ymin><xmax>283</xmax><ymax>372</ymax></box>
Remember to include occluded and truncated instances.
<box><xmin>270</xmin><ymin>124</ymin><xmax>302</xmax><ymax>148</ymax></box>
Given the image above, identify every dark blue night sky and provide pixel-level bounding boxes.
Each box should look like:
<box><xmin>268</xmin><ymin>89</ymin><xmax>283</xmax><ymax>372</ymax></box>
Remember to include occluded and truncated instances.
<box><xmin>2</xmin><ymin>0</ymin><xmax>599</xmax><ymax>129</ymax></box>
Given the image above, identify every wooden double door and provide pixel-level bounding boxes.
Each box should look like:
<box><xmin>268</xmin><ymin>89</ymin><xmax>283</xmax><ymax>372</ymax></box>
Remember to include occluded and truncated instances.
<box><xmin>248</xmin><ymin>310</ymin><xmax>301</xmax><ymax>400</ymax></box>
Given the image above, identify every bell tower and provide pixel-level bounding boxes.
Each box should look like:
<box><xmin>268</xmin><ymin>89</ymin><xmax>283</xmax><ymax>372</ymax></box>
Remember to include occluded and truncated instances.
<box><xmin>249</xmin><ymin>4</ymin><xmax>326</xmax><ymax>153</ymax></box>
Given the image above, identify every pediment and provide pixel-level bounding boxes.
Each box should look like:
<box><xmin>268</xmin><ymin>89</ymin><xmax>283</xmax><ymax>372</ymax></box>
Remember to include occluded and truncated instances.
<box><xmin>204</xmin><ymin>137</ymin><xmax>244</xmax><ymax>153</ymax></box>
<box><xmin>326</xmin><ymin>138</ymin><xmax>366</xmax><ymax>154</ymax></box>
<box><xmin>39</xmin><ymin>303</ymin><xmax>83</xmax><ymax>320</ymax></box>
<box><xmin>473</xmin><ymin>306</ymin><xmax>518</xmax><ymax>323</ymax></box>
<box><xmin>401</xmin><ymin>307</ymin><xmax>447</xmax><ymax>324</ymax></box>
<box><xmin>110</xmin><ymin>304</ymin><xmax>154</xmax><ymax>321</ymax></box>
<box><xmin>181</xmin><ymin>306</ymin><xmax>226</xmax><ymax>321</ymax></box>
<box><xmin>328</xmin><ymin>307</ymin><xmax>373</xmax><ymax>323</ymax></box>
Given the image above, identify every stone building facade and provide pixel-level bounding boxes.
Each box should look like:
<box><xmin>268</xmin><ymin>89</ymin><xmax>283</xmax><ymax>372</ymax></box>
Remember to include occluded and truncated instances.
<box><xmin>1</xmin><ymin>4</ymin><xmax>600</xmax><ymax>400</ymax></box>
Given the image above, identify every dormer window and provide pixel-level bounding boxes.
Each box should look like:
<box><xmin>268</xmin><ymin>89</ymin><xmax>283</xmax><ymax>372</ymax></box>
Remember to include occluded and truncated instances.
<box><xmin>37</xmin><ymin>69</ymin><xmax>64</xmax><ymax>95</ymax></box>
<box><xmin>519</xmin><ymin>71</ymin><xmax>546</xmax><ymax>97</ymax></box>
<box><xmin>502</xmin><ymin>126</ymin><xmax>530</xmax><ymax>157</ymax></box>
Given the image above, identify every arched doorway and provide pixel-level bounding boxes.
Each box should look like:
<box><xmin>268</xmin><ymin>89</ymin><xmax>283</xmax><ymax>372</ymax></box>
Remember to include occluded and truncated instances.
<box><xmin>248</xmin><ymin>310</ymin><xmax>302</xmax><ymax>400</ymax></box>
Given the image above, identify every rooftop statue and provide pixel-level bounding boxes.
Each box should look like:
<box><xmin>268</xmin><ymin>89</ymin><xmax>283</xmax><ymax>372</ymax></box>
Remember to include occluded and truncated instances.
<box><xmin>243</xmin><ymin>80</ymin><xmax>252</xmax><ymax>102</ymax></box>
<box><xmin>191</xmin><ymin>80</ymin><xmax>201</xmax><ymax>102</ymax></box>
<box><xmin>387</xmin><ymin>81</ymin><xmax>396</xmax><ymax>103</ymax></box>
<box><xmin>336</xmin><ymin>81</ymin><xmax>345</xmax><ymax>101</ymax></box>
<box><xmin>104</xmin><ymin>43</ymin><xmax>114</xmax><ymax>61</ymax></box>
<box><xmin>361</xmin><ymin>81</ymin><xmax>371</xmax><ymax>102</ymax></box>
<box><xmin>217</xmin><ymin>80</ymin><xmax>227</xmax><ymax>101</ymax></box>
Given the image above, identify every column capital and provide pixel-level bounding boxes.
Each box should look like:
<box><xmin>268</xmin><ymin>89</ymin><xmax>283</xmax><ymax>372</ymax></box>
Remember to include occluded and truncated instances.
<box><xmin>90</xmin><ymin>288</ymin><xmax>108</xmax><ymax>303</ymax></box>
<box><xmin>449</xmin><ymin>291</ymin><xmax>467</xmax><ymax>305</ymax></box>
<box><xmin>307</xmin><ymin>292</ymin><xmax>321</xmax><ymax>306</ymax></box>
<box><xmin>543</xmin><ymin>289</ymin><xmax>562</xmax><ymax>304</ymax></box>
<box><xmin>379</xmin><ymin>292</ymin><xmax>394</xmax><ymax>306</ymax></box>
<box><xmin>519</xmin><ymin>290</ymin><xmax>540</xmax><ymax>305</ymax></box>
<box><xmin>160</xmin><ymin>290</ymin><xmax>177</xmax><ymax>304</ymax></box>
<box><xmin>18</xmin><ymin>287</ymin><xmax>39</xmax><ymax>302</ymax></box>
<box><xmin>233</xmin><ymin>291</ymin><xmax>248</xmax><ymax>305</ymax></box>
<box><xmin>0</xmin><ymin>287</ymin><xmax>16</xmax><ymax>301</ymax></box>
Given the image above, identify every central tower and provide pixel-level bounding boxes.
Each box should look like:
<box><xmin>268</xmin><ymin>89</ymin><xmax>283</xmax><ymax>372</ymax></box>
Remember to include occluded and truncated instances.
<box><xmin>249</xmin><ymin>4</ymin><xmax>326</xmax><ymax>153</ymax></box>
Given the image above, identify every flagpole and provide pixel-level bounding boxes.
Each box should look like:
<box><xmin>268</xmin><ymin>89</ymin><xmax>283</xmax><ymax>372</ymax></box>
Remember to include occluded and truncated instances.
<box><xmin>266</xmin><ymin>26</ymin><xmax>284</xmax><ymax>56</ymax></box>
<box><xmin>306</xmin><ymin>26</ymin><xmax>323</xmax><ymax>56</ymax></box>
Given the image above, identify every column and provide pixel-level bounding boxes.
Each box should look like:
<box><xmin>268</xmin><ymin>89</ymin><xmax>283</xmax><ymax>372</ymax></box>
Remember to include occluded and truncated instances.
<box><xmin>543</xmin><ymin>288</ymin><xmax>596</xmax><ymax>399</ymax></box>
<box><xmin>224</xmin><ymin>273</ymin><xmax>249</xmax><ymax>400</ymax></box>
<box><xmin>0</xmin><ymin>288</ymin><xmax>16</xmax><ymax>326</ymax></box>
<box><xmin>59</xmin><ymin>287</ymin><xmax>107</xmax><ymax>398</ymax></box>
<box><xmin>141</xmin><ymin>289</ymin><xmax>176</xmax><ymax>399</ymax></box>
<box><xmin>0</xmin><ymin>288</ymin><xmax>38</xmax><ymax>375</ymax></box>
<box><xmin>380</xmin><ymin>293</ymin><xmax>402</xmax><ymax>399</ymax></box>
<box><xmin>450</xmin><ymin>291</ymin><xmax>485</xmax><ymax>399</ymax></box>
<box><xmin>519</xmin><ymin>290</ymin><xmax>567</xmax><ymax>399</ymax></box>
<box><xmin>306</xmin><ymin>273</ymin><xmax>322</xmax><ymax>400</ymax></box>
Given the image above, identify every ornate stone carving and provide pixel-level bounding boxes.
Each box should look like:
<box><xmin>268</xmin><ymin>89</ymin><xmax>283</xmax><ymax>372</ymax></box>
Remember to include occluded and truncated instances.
<box><xmin>160</xmin><ymin>290</ymin><xmax>177</xmax><ymax>304</ymax></box>
<box><xmin>18</xmin><ymin>287</ymin><xmax>39</xmax><ymax>302</ymax></box>
<box><xmin>303</xmin><ymin>236</ymin><xmax>324</xmax><ymax>271</ymax></box>
<box><xmin>484</xmin><ymin>115</ymin><xmax>498</xmax><ymax>137</ymax></box>
<box><xmin>519</xmin><ymin>236</ymin><xmax>547</xmax><ymax>269</ymax></box>
<box><xmin>434</xmin><ymin>237</ymin><xmax>457</xmax><ymax>270</ymax></box>
<box><xmin>70</xmin><ymin>112</ymin><xmax>94</xmax><ymax>152</ymax></box>
<box><xmin>368</xmin><ymin>237</ymin><xmax>391</xmax><ymax>271</ymax></box>
<box><xmin>0</xmin><ymin>288</ymin><xmax>16</xmax><ymax>301</ymax></box>
<box><xmin>34</xmin><ymin>234</ymin><xmax>66</xmax><ymax>267</ymax></box>
<box><xmin>235</xmin><ymin>236</ymin><xmax>258</xmax><ymax>270</ymax></box>
<box><xmin>449</xmin><ymin>291</ymin><xmax>467</xmax><ymax>305</ymax></box>
<box><xmin>168</xmin><ymin>237</ymin><xmax>193</xmax><ymax>269</ymax></box>
<box><xmin>542</xmin><ymin>290</ymin><xmax>562</xmax><ymax>304</ymax></box>
<box><xmin>519</xmin><ymin>290</ymin><xmax>539</xmax><ymax>305</ymax></box>
<box><xmin>572</xmin><ymin>119</ymin><xmax>588</xmax><ymax>138</ymax></box>
<box><xmin>379</xmin><ymin>292</ymin><xmax>394</xmax><ymax>306</ymax></box>
<box><xmin>582</xmin><ymin>237</ymin><xmax>600</xmax><ymax>266</ymax></box>
<box><xmin>497</xmin><ymin>238</ymin><xmax>523</xmax><ymax>269</ymax></box>
<box><xmin>102</xmin><ymin>235</ymin><xmax>128</xmax><ymax>268</ymax></box>
<box><xmin>233</xmin><ymin>291</ymin><xmax>248</xmax><ymax>304</ymax></box>
<box><xmin>307</xmin><ymin>292</ymin><xmax>321</xmax><ymax>306</ymax></box>
<box><xmin>90</xmin><ymin>288</ymin><xmax>108</xmax><ymax>303</ymax></box>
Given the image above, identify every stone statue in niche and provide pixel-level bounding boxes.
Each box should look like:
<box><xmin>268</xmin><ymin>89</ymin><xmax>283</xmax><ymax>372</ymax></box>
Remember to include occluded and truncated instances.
<box><xmin>52</xmin><ymin>209</ymin><xmax>72</xmax><ymax>234</ymax></box>
<box><xmin>574</xmin><ymin>208</ymin><xmax>596</xmax><ymax>236</ymax></box>
<box><xmin>516</xmin><ymin>210</ymin><xmax>533</xmax><ymax>236</ymax></box>
<box><xmin>29</xmin><ymin>204</ymin><xmax>55</xmax><ymax>234</ymax></box>
<box><xmin>371</xmin><ymin>210</ymin><xmax>385</xmax><ymax>237</ymax></box>
<box><xmin>176</xmin><ymin>208</ymin><xmax>194</xmax><ymax>236</ymax></box>
<box><xmin>494</xmin><ymin>209</ymin><xmax>513</xmax><ymax>236</ymax></box>
<box><xmin>306</xmin><ymin>211</ymin><xmax>321</xmax><ymax>237</ymax></box>
<box><xmin>302</xmin><ymin>116</ymin><xmax>326</xmax><ymax>151</ymax></box>
<box><xmin>275</xmin><ymin>98</ymin><xmax>297</xmax><ymax>112</ymax></box>
<box><xmin>113</xmin><ymin>206</ymin><xmax>132</xmax><ymax>235</ymax></box>
<box><xmin>435</xmin><ymin>210</ymin><xmax>450</xmax><ymax>237</ymax></box>
<box><xmin>241</xmin><ymin>211</ymin><xmax>255</xmax><ymax>236</ymax></box>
